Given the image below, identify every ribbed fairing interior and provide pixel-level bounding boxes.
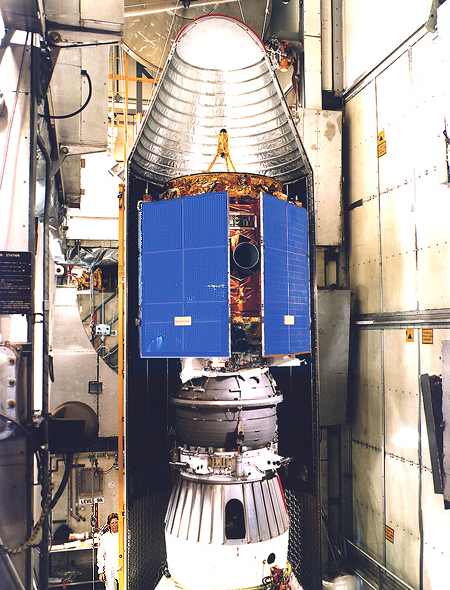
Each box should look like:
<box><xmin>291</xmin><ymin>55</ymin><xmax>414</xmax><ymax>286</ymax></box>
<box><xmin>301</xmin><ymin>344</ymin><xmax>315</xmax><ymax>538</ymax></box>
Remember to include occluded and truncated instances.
<box><xmin>129</xmin><ymin>16</ymin><xmax>309</xmax><ymax>185</ymax></box>
<box><xmin>165</xmin><ymin>474</ymin><xmax>289</xmax><ymax>544</ymax></box>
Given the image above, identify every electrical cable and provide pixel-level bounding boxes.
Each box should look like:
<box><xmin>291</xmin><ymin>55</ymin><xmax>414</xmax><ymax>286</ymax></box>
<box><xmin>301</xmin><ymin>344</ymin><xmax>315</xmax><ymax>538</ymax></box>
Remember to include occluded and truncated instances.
<box><xmin>47</xmin><ymin>70</ymin><xmax>92</xmax><ymax>119</ymax></box>
<box><xmin>261</xmin><ymin>0</ymin><xmax>271</xmax><ymax>39</ymax></box>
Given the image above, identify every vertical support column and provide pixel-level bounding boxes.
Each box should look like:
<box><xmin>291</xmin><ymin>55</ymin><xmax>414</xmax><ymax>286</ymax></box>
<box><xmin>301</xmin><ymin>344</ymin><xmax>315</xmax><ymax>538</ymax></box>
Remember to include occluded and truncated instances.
<box><xmin>118</xmin><ymin>183</ymin><xmax>126</xmax><ymax>589</ymax></box>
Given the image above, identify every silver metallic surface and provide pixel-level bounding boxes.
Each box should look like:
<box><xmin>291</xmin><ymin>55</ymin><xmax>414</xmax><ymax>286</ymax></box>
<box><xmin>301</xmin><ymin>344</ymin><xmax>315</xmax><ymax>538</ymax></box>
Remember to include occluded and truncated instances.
<box><xmin>50</xmin><ymin>287</ymin><xmax>118</xmax><ymax>438</ymax></box>
<box><xmin>129</xmin><ymin>15</ymin><xmax>310</xmax><ymax>185</ymax></box>
<box><xmin>165</xmin><ymin>474</ymin><xmax>288</xmax><ymax>544</ymax></box>
<box><xmin>172</xmin><ymin>371</ymin><xmax>282</xmax><ymax>449</ymax></box>
<box><xmin>50</xmin><ymin>46</ymin><xmax>109</xmax><ymax>156</ymax></box>
<box><xmin>123</xmin><ymin>0</ymin><xmax>271</xmax><ymax>70</ymax></box>
<box><xmin>0</xmin><ymin>345</ymin><xmax>22</xmax><ymax>440</ymax></box>
<box><xmin>317</xmin><ymin>290</ymin><xmax>350</xmax><ymax>426</ymax></box>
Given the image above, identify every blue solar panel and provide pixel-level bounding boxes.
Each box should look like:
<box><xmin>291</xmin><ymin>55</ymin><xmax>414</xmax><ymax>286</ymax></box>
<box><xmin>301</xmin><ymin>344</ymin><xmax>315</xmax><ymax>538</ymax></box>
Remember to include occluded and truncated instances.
<box><xmin>140</xmin><ymin>193</ymin><xmax>229</xmax><ymax>357</ymax></box>
<box><xmin>262</xmin><ymin>194</ymin><xmax>310</xmax><ymax>356</ymax></box>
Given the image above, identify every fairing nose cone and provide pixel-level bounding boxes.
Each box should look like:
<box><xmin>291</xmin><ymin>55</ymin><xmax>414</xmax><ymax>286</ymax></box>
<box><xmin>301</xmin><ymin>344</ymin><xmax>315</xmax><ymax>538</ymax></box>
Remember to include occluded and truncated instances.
<box><xmin>129</xmin><ymin>15</ymin><xmax>309</xmax><ymax>185</ymax></box>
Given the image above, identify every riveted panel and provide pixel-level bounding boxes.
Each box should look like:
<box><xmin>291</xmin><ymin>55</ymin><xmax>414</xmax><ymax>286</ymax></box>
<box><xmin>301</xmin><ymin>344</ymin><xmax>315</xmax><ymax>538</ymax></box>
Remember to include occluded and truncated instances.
<box><xmin>345</xmin><ymin>82</ymin><xmax>378</xmax><ymax>205</ymax></box>
<box><xmin>384</xmin><ymin>331</ymin><xmax>420</xmax><ymax>463</ymax></box>
<box><xmin>380</xmin><ymin>185</ymin><xmax>417</xmax><ymax>313</ymax></box>
<box><xmin>385</xmin><ymin>455</ymin><xmax>420</xmax><ymax>589</ymax></box>
<box><xmin>352</xmin><ymin>443</ymin><xmax>384</xmax><ymax>563</ymax></box>
<box><xmin>352</xmin><ymin>329</ymin><xmax>383</xmax><ymax>447</ymax></box>
<box><xmin>422</xmin><ymin>469</ymin><xmax>450</xmax><ymax>590</ymax></box>
<box><xmin>349</xmin><ymin>199</ymin><xmax>380</xmax><ymax>315</ymax></box>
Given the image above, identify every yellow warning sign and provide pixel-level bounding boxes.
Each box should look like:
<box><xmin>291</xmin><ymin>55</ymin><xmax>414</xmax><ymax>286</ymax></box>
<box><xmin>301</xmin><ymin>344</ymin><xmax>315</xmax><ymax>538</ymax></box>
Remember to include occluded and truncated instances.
<box><xmin>377</xmin><ymin>130</ymin><xmax>387</xmax><ymax>158</ymax></box>
<box><xmin>422</xmin><ymin>329</ymin><xmax>433</xmax><ymax>344</ymax></box>
<box><xmin>385</xmin><ymin>525</ymin><xmax>394</xmax><ymax>544</ymax></box>
<box><xmin>406</xmin><ymin>329</ymin><xmax>414</xmax><ymax>342</ymax></box>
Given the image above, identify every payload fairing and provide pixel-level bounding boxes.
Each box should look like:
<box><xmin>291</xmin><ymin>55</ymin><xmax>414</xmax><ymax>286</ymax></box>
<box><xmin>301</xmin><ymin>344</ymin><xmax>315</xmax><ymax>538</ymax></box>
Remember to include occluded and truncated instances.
<box><xmin>130</xmin><ymin>14</ymin><xmax>313</xmax><ymax>590</ymax></box>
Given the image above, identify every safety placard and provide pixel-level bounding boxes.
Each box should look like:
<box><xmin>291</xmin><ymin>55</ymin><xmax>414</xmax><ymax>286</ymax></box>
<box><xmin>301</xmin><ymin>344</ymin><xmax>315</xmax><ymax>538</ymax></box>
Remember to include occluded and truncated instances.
<box><xmin>377</xmin><ymin>130</ymin><xmax>387</xmax><ymax>157</ymax></box>
<box><xmin>422</xmin><ymin>329</ymin><xmax>433</xmax><ymax>344</ymax></box>
<box><xmin>385</xmin><ymin>524</ymin><xmax>394</xmax><ymax>543</ymax></box>
<box><xmin>0</xmin><ymin>251</ymin><xmax>32</xmax><ymax>314</ymax></box>
<box><xmin>406</xmin><ymin>329</ymin><xmax>414</xmax><ymax>342</ymax></box>
<box><xmin>79</xmin><ymin>497</ymin><xmax>104</xmax><ymax>504</ymax></box>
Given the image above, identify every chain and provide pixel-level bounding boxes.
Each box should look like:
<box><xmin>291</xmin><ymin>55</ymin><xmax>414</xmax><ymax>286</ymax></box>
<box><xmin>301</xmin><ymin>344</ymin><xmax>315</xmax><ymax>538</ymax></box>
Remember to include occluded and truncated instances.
<box><xmin>0</xmin><ymin>482</ymin><xmax>55</xmax><ymax>555</ymax></box>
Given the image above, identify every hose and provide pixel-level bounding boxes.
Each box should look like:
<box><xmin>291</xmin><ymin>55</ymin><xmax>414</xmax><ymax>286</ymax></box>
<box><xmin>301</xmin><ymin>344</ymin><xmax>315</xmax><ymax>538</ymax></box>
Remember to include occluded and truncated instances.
<box><xmin>46</xmin><ymin>70</ymin><xmax>92</xmax><ymax>119</ymax></box>
<box><xmin>0</xmin><ymin>453</ymin><xmax>74</xmax><ymax>555</ymax></box>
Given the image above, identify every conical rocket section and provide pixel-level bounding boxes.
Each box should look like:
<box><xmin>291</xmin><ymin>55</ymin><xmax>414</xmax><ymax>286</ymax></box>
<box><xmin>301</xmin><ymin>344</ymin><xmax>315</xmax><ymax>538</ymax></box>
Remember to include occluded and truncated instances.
<box><xmin>129</xmin><ymin>15</ymin><xmax>309</xmax><ymax>185</ymax></box>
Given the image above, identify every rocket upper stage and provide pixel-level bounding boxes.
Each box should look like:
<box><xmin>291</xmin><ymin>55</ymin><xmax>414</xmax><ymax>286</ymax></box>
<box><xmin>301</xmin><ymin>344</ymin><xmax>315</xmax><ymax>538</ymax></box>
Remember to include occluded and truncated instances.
<box><xmin>129</xmin><ymin>15</ymin><xmax>310</xmax><ymax>185</ymax></box>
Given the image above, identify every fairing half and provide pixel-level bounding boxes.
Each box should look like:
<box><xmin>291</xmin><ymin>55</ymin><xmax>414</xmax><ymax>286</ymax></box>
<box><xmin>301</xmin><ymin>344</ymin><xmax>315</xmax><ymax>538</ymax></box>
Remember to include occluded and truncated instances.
<box><xmin>129</xmin><ymin>15</ymin><xmax>309</xmax><ymax>185</ymax></box>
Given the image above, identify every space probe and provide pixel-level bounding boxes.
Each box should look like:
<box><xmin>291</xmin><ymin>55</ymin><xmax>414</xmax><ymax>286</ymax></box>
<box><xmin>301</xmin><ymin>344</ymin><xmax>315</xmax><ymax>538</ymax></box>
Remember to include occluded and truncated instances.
<box><xmin>132</xmin><ymin>14</ymin><xmax>312</xmax><ymax>590</ymax></box>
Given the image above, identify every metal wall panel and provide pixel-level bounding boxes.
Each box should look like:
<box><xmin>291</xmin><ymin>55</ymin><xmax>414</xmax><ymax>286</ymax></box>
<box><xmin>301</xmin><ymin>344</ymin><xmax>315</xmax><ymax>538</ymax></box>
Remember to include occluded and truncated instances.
<box><xmin>385</xmin><ymin>456</ymin><xmax>420</xmax><ymax>589</ymax></box>
<box><xmin>343</xmin><ymin>0</ymin><xmax>429</xmax><ymax>88</ymax></box>
<box><xmin>416</xmin><ymin>178</ymin><xmax>450</xmax><ymax>310</ymax></box>
<box><xmin>380</xmin><ymin>186</ymin><xmax>417</xmax><ymax>313</ymax></box>
<box><xmin>384</xmin><ymin>330</ymin><xmax>419</xmax><ymax>463</ymax></box>
<box><xmin>348</xmin><ymin>200</ymin><xmax>380</xmax><ymax>314</ymax></box>
<box><xmin>352</xmin><ymin>443</ymin><xmax>384</xmax><ymax>563</ymax></box>
<box><xmin>262</xmin><ymin>195</ymin><xmax>310</xmax><ymax>356</ymax></box>
<box><xmin>352</xmin><ymin>329</ymin><xmax>382</xmax><ymax>447</ymax></box>
<box><xmin>51</xmin><ymin>45</ymin><xmax>109</xmax><ymax>155</ymax></box>
<box><xmin>346</xmin><ymin>5</ymin><xmax>450</xmax><ymax>587</ymax></box>
<box><xmin>296</xmin><ymin>109</ymin><xmax>342</xmax><ymax>246</ymax></box>
<box><xmin>421</xmin><ymin>469</ymin><xmax>450</xmax><ymax>590</ymax></box>
<box><xmin>50</xmin><ymin>287</ymin><xmax>118</xmax><ymax>437</ymax></box>
<box><xmin>140</xmin><ymin>193</ymin><xmax>229</xmax><ymax>358</ymax></box>
<box><xmin>317</xmin><ymin>290</ymin><xmax>350</xmax><ymax>426</ymax></box>
<box><xmin>0</xmin><ymin>44</ymin><xmax>31</xmax><ymax>253</ymax></box>
<box><xmin>345</xmin><ymin>82</ymin><xmax>379</xmax><ymax>205</ymax></box>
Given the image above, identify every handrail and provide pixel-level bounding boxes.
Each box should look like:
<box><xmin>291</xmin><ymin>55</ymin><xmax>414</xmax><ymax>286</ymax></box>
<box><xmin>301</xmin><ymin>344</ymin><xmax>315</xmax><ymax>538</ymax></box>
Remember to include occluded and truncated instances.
<box><xmin>81</xmin><ymin>291</ymin><xmax>118</xmax><ymax>323</ymax></box>
<box><xmin>340</xmin><ymin>536</ymin><xmax>415</xmax><ymax>590</ymax></box>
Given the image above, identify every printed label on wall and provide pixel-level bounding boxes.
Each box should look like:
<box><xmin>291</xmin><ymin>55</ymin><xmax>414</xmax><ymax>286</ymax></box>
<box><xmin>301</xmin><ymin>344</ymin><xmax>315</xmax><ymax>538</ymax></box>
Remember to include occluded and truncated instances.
<box><xmin>422</xmin><ymin>329</ymin><xmax>433</xmax><ymax>344</ymax></box>
<box><xmin>377</xmin><ymin>130</ymin><xmax>387</xmax><ymax>157</ymax></box>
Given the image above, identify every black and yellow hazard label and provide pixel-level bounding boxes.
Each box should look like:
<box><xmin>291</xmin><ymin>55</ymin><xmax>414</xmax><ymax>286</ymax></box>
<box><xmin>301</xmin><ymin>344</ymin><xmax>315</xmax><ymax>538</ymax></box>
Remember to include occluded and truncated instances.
<box><xmin>377</xmin><ymin>130</ymin><xmax>387</xmax><ymax>157</ymax></box>
<box><xmin>406</xmin><ymin>329</ymin><xmax>414</xmax><ymax>342</ymax></box>
<box><xmin>385</xmin><ymin>525</ymin><xmax>394</xmax><ymax>543</ymax></box>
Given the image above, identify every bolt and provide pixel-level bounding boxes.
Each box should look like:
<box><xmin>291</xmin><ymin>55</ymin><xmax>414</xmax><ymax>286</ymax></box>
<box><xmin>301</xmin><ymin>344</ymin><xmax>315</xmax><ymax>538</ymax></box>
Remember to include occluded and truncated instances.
<box><xmin>6</xmin><ymin>422</ymin><xmax>14</xmax><ymax>430</ymax></box>
<box><xmin>8</xmin><ymin>378</ymin><xmax>16</xmax><ymax>387</ymax></box>
<box><xmin>60</xmin><ymin>146</ymin><xmax>69</xmax><ymax>155</ymax></box>
<box><xmin>8</xmin><ymin>357</ymin><xmax>16</xmax><ymax>365</ymax></box>
<box><xmin>48</xmin><ymin>31</ymin><xmax>61</xmax><ymax>43</ymax></box>
<box><xmin>7</xmin><ymin>399</ymin><xmax>16</xmax><ymax>409</ymax></box>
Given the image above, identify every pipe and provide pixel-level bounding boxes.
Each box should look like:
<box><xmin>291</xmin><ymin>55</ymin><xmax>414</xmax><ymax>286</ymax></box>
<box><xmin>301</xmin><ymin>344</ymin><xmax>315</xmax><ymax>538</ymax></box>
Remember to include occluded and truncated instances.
<box><xmin>36</xmin><ymin>131</ymin><xmax>52</xmax><ymax>590</ymax></box>
<box><xmin>117</xmin><ymin>183</ymin><xmax>126</xmax><ymax>589</ymax></box>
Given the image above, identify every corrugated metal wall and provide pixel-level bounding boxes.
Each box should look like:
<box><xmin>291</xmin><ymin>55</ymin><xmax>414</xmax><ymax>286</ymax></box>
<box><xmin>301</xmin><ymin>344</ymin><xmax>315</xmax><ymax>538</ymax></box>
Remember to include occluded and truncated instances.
<box><xmin>345</xmin><ymin>4</ymin><xmax>450</xmax><ymax>588</ymax></box>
